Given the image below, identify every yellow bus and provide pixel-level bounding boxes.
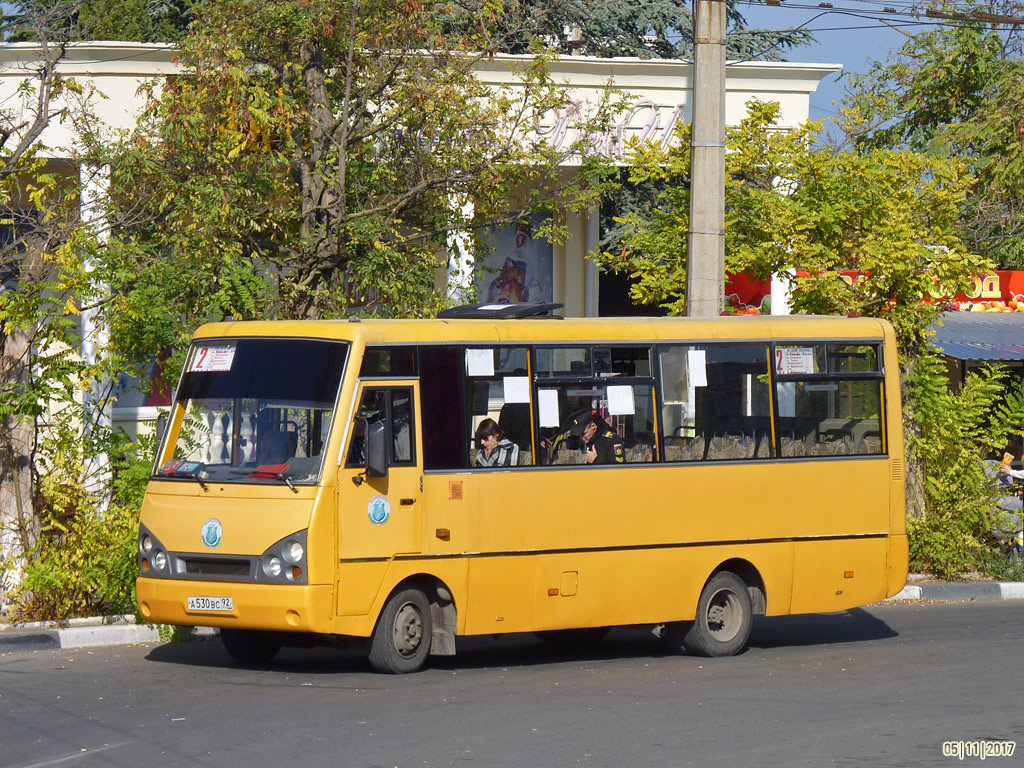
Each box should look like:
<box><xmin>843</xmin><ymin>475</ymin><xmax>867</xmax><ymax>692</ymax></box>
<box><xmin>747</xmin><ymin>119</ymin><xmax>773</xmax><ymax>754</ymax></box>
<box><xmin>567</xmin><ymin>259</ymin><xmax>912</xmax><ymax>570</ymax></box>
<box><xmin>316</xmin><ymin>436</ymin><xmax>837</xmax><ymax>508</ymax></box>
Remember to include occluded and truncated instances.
<box><xmin>136</xmin><ymin>306</ymin><xmax>908</xmax><ymax>673</ymax></box>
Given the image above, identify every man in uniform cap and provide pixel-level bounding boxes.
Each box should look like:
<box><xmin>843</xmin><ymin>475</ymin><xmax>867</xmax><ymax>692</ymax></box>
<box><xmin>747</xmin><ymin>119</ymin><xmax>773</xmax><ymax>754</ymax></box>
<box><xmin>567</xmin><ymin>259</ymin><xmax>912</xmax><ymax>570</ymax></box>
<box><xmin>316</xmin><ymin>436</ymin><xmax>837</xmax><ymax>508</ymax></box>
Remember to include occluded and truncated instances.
<box><xmin>566</xmin><ymin>409</ymin><xmax>625</xmax><ymax>465</ymax></box>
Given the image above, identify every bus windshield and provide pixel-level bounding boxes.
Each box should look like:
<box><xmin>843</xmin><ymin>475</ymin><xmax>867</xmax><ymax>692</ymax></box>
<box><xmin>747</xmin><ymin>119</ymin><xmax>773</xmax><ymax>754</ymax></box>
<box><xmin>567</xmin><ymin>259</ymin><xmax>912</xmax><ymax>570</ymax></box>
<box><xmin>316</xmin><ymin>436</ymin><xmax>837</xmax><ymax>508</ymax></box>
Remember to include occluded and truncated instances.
<box><xmin>155</xmin><ymin>338</ymin><xmax>348</xmax><ymax>486</ymax></box>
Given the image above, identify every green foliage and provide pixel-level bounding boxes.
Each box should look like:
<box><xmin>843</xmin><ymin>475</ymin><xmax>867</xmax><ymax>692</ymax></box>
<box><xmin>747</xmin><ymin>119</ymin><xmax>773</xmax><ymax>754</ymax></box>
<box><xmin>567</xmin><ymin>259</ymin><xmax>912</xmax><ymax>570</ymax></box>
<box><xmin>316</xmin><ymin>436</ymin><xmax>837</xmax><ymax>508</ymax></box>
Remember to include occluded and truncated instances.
<box><xmin>2</xmin><ymin>0</ymin><xmax>195</xmax><ymax>43</ymax></box>
<box><xmin>11</xmin><ymin>426</ymin><xmax>153</xmax><ymax>622</ymax></box>
<box><xmin>102</xmin><ymin>0</ymin><xmax>619</xmax><ymax>327</ymax></box>
<box><xmin>483</xmin><ymin>0</ymin><xmax>813</xmax><ymax>61</ymax></box>
<box><xmin>841</xmin><ymin>2</ymin><xmax>1024</xmax><ymax>268</ymax></box>
<box><xmin>982</xmin><ymin>550</ymin><xmax>1024</xmax><ymax>582</ymax></box>
<box><xmin>904</xmin><ymin>349</ymin><xmax>1024</xmax><ymax>577</ymax></box>
<box><xmin>597</xmin><ymin>100</ymin><xmax>989</xmax><ymax>354</ymax></box>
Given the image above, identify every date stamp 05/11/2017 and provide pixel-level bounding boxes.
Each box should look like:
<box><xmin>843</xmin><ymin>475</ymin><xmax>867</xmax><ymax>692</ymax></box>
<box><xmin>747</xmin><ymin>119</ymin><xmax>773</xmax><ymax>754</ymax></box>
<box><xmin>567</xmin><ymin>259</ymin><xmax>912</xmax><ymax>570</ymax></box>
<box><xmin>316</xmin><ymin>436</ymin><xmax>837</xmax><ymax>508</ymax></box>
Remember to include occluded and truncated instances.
<box><xmin>942</xmin><ymin>741</ymin><xmax>1016</xmax><ymax>760</ymax></box>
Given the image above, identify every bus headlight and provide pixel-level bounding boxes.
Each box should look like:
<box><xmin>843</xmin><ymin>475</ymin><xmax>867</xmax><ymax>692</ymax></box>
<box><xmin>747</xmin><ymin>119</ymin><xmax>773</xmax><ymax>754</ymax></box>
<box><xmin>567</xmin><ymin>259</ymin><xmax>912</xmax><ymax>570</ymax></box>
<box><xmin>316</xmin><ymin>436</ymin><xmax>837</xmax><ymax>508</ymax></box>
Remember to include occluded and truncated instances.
<box><xmin>282</xmin><ymin>540</ymin><xmax>304</xmax><ymax>564</ymax></box>
<box><xmin>138</xmin><ymin>525</ymin><xmax>171</xmax><ymax>577</ymax></box>
<box><xmin>263</xmin><ymin>556</ymin><xmax>283</xmax><ymax>578</ymax></box>
<box><xmin>258</xmin><ymin>529</ymin><xmax>308</xmax><ymax>584</ymax></box>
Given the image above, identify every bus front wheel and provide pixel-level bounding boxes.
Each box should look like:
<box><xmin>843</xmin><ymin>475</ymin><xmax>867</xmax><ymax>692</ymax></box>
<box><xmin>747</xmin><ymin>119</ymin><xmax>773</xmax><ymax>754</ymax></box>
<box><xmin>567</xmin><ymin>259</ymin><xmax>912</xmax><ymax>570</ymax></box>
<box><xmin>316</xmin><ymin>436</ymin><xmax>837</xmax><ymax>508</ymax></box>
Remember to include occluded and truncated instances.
<box><xmin>369</xmin><ymin>588</ymin><xmax>433</xmax><ymax>674</ymax></box>
<box><xmin>220</xmin><ymin>628</ymin><xmax>282</xmax><ymax>664</ymax></box>
<box><xmin>667</xmin><ymin>571</ymin><xmax>752</xmax><ymax>658</ymax></box>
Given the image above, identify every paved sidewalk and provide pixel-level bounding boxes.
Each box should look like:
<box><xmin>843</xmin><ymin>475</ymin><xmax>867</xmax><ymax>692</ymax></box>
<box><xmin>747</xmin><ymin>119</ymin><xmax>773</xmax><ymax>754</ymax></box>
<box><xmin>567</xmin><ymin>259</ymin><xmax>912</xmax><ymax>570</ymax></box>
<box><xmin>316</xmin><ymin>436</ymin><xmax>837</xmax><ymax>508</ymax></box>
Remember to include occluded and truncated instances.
<box><xmin>0</xmin><ymin>614</ymin><xmax>213</xmax><ymax>655</ymax></box>
<box><xmin>2</xmin><ymin>579</ymin><xmax>1023</xmax><ymax>654</ymax></box>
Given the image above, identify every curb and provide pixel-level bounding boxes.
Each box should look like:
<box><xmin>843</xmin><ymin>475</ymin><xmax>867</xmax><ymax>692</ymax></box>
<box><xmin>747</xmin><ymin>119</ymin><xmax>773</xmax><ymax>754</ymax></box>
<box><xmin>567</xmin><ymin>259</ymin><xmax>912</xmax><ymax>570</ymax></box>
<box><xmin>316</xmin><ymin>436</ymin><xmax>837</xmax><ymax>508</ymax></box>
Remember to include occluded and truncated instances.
<box><xmin>885</xmin><ymin>581</ymin><xmax>1024</xmax><ymax>602</ymax></box>
<box><xmin>0</xmin><ymin>615</ymin><xmax>214</xmax><ymax>655</ymax></box>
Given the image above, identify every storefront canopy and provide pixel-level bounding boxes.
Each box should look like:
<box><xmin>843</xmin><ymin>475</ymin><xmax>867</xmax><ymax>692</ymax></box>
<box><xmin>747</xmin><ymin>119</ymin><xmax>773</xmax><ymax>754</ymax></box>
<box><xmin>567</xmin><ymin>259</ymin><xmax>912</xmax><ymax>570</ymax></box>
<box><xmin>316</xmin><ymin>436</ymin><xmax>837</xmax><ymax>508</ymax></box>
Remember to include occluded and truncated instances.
<box><xmin>932</xmin><ymin>312</ymin><xmax>1024</xmax><ymax>361</ymax></box>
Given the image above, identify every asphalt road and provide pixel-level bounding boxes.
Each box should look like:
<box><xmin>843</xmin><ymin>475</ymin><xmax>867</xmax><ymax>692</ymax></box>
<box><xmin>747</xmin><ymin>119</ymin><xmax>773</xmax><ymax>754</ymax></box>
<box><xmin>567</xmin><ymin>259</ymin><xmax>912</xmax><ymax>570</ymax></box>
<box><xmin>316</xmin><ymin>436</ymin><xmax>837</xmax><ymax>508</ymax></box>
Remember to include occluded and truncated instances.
<box><xmin>2</xmin><ymin>600</ymin><xmax>1023</xmax><ymax>768</ymax></box>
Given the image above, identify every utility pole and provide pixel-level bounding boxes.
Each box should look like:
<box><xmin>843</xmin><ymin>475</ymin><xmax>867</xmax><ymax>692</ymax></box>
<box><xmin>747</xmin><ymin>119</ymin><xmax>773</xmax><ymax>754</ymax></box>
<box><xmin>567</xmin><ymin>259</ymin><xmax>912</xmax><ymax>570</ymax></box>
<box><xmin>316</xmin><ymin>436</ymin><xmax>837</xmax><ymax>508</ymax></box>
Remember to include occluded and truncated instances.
<box><xmin>686</xmin><ymin>0</ymin><xmax>726</xmax><ymax>318</ymax></box>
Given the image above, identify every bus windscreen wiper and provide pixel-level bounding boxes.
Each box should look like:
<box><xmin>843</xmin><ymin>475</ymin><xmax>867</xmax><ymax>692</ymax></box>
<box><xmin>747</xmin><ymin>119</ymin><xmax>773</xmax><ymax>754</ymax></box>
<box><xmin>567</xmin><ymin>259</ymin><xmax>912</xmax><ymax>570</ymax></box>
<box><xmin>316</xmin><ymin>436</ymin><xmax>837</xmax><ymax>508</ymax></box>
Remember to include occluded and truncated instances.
<box><xmin>231</xmin><ymin>464</ymin><xmax>299</xmax><ymax>493</ymax></box>
<box><xmin>156</xmin><ymin>460</ymin><xmax>209</xmax><ymax>491</ymax></box>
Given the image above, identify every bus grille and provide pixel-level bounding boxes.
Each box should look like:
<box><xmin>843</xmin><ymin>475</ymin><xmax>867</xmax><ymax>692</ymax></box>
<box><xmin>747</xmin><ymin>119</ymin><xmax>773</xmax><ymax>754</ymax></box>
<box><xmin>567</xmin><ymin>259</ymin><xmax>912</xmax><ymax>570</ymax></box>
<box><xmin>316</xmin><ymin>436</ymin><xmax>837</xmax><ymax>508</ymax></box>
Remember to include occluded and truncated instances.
<box><xmin>181</xmin><ymin>557</ymin><xmax>251</xmax><ymax>577</ymax></box>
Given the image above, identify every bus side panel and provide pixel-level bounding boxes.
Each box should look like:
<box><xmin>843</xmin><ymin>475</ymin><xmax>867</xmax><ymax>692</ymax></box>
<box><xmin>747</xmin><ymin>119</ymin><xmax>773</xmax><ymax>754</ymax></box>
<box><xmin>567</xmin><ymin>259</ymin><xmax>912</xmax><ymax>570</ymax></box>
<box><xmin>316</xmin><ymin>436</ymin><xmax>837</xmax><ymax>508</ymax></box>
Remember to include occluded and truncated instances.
<box><xmin>788</xmin><ymin>537</ymin><xmax>888</xmax><ymax>614</ymax></box>
<box><xmin>529</xmin><ymin>541</ymin><xmax>795</xmax><ymax>630</ymax></box>
<box><xmin>463</xmin><ymin>557</ymin><xmax>534</xmax><ymax>634</ymax></box>
<box><xmin>336</xmin><ymin>561</ymin><xmax>389</xmax><ymax>616</ymax></box>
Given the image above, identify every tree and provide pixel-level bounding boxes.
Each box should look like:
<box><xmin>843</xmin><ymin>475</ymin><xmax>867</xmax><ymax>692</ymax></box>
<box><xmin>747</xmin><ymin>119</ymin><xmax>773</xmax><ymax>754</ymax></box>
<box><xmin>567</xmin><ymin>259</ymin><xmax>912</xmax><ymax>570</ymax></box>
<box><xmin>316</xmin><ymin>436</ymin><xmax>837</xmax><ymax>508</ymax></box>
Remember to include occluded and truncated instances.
<box><xmin>0</xmin><ymin>4</ymin><xmax>118</xmax><ymax>605</ymax></box>
<box><xmin>841</xmin><ymin>1</ymin><xmax>1024</xmax><ymax>267</ymax></box>
<box><xmin>2</xmin><ymin>0</ymin><xmax>195</xmax><ymax>43</ymax></box>
<box><xmin>904</xmin><ymin>351</ymin><xmax>1024</xmax><ymax>577</ymax></box>
<box><xmin>601</xmin><ymin>101</ymin><xmax>988</xmax><ymax>351</ymax></box>
<box><xmin>485</xmin><ymin>0</ymin><xmax>812</xmax><ymax>61</ymax></box>
<box><xmin>101</xmin><ymin>0</ymin><xmax>619</xmax><ymax>342</ymax></box>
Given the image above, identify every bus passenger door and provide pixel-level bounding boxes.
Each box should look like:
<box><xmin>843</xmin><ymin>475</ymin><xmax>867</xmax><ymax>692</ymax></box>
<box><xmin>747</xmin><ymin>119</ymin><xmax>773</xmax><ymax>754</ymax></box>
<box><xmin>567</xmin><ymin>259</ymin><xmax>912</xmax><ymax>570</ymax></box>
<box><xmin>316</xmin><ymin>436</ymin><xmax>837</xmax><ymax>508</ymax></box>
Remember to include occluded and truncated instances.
<box><xmin>339</xmin><ymin>383</ymin><xmax>423</xmax><ymax>564</ymax></box>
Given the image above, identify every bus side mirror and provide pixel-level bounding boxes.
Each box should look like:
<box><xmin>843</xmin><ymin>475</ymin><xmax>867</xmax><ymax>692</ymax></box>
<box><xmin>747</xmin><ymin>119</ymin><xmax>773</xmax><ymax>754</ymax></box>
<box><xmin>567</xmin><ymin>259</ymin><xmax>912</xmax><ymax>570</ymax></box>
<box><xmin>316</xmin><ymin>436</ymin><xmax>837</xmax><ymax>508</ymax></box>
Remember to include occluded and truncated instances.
<box><xmin>365</xmin><ymin>420</ymin><xmax>388</xmax><ymax>478</ymax></box>
<box><xmin>154</xmin><ymin>411</ymin><xmax>168</xmax><ymax>447</ymax></box>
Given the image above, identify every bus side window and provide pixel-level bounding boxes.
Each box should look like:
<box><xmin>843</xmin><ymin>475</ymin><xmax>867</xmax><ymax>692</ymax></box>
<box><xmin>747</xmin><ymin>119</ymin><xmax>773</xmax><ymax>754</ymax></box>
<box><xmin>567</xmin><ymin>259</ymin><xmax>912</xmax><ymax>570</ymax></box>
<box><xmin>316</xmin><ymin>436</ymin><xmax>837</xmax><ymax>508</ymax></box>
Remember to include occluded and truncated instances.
<box><xmin>774</xmin><ymin>343</ymin><xmax>885</xmax><ymax>458</ymax></box>
<box><xmin>464</xmin><ymin>347</ymin><xmax>534</xmax><ymax>467</ymax></box>
<box><xmin>346</xmin><ymin>390</ymin><xmax>385</xmax><ymax>467</ymax></box>
<box><xmin>537</xmin><ymin>380</ymin><xmax>657</xmax><ymax>465</ymax></box>
<box><xmin>659</xmin><ymin>344</ymin><xmax>773</xmax><ymax>461</ymax></box>
<box><xmin>345</xmin><ymin>388</ymin><xmax>416</xmax><ymax>468</ymax></box>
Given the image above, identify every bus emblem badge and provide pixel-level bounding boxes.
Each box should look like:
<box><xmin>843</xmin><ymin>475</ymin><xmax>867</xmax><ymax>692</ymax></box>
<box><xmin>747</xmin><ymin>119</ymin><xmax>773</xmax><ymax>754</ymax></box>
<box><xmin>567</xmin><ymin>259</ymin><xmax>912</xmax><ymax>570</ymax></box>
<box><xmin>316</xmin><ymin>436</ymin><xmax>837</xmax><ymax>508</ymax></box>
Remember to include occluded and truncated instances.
<box><xmin>201</xmin><ymin>518</ymin><xmax>223</xmax><ymax>548</ymax></box>
<box><xmin>368</xmin><ymin>495</ymin><xmax>391</xmax><ymax>525</ymax></box>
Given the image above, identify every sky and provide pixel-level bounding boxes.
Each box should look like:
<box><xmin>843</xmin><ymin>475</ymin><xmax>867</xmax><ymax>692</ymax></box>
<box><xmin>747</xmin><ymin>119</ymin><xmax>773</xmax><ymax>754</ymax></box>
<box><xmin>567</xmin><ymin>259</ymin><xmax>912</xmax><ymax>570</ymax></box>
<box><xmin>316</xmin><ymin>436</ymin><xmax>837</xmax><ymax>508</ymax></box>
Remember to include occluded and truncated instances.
<box><xmin>736</xmin><ymin>0</ymin><xmax>935</xmax><ymax>133</ymax></box>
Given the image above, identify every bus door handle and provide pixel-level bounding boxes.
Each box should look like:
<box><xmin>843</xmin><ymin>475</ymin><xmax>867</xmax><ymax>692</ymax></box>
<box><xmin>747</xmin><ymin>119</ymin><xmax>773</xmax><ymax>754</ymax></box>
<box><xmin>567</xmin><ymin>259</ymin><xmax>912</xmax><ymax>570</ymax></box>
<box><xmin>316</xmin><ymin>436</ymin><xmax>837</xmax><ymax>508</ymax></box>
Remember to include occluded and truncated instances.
<box><xmin>400</xmin><ymin>498</ymin><xmax>415</xmax><ymax>506</ymax></box>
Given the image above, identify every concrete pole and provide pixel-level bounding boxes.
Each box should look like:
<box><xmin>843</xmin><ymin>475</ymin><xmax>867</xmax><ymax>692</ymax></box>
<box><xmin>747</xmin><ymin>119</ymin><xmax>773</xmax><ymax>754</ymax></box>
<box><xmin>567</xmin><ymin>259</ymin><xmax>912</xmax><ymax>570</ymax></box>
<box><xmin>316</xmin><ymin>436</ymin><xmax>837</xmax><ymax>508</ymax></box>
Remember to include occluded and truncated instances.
<box><xmin>686</xmin><ymin>0</ymin><xmax>726</xmax><ymax>318</ymax></box>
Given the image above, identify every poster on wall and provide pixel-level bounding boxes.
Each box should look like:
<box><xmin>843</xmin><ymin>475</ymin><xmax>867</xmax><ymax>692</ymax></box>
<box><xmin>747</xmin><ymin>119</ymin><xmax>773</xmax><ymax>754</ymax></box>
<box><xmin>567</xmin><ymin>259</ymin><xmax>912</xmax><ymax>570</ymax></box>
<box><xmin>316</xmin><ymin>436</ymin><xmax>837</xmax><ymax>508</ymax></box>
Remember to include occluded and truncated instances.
<box><xmin>476</xmin><ymin>215</ymin><xmax>553</xmax><ymax>304</ymax></box>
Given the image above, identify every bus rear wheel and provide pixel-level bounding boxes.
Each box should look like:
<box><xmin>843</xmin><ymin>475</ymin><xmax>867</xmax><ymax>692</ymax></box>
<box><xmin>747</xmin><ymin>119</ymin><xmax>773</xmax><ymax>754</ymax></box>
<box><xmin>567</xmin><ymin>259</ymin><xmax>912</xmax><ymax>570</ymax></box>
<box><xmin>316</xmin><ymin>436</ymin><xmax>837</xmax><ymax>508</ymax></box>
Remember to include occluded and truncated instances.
<box><xmin>220</xmin><ymin>628</ymin><xmax>283</xmax><ymax>664</ymax></box>
<box><xmin>369</xmin><ymin>588</ymin><xmax>433</xmax><ymax>674</ymax></box>
<box><xmin>667</xmin><ymin>571</ymin><xmax>752</xmax><ymax>658</ymax></box>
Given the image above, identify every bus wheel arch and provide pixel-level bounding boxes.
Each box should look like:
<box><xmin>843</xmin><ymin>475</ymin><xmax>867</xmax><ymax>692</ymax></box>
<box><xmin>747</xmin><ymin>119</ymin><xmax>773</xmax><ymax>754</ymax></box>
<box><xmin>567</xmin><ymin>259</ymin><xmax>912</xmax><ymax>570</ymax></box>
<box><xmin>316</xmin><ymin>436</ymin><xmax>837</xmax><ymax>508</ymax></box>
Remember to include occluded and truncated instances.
<box><xmin>714</xmin><ymin>558</ymin><xmax>766</xmax><ymax>616</ymax></box>
<box><xmin>665</xmin><ymin>560</ymin><xmax>763</xmax><ymax>658</ymax></box>
<box><xmin>369</xmin><ymin>575</ymin><xmax>458</xmax><ymax>674</ymax></box>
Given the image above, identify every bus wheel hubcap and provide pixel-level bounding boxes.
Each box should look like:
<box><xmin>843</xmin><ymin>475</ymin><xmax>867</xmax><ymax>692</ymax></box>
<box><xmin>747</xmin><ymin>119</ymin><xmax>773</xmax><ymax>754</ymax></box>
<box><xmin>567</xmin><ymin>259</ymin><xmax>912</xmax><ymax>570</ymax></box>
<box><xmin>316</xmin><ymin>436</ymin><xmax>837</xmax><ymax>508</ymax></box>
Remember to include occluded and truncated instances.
<box><xmin>393</xmin><ymin>602</ymin><xmax>424</xmax><ymax>657</ymax></box>
<box><xmin>706</xmin><ymin>589</ymin><xmax>741</xmax><ymax>642</ymax></box>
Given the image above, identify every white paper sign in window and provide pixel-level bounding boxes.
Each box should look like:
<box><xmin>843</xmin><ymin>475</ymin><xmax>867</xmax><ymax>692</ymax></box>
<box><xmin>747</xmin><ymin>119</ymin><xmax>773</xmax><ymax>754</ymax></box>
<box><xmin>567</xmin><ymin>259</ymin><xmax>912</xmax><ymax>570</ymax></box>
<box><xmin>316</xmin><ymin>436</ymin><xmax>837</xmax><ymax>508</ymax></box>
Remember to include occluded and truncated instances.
<box><xmin>776</xmin><ymin>347</ymin><xmax>815</xmax><ymax>375</ymax></box>
<box><xmin>466</xmin><ymin>348</ymin><xmax>495</xmax><ymax>377</ymax></box>
<box><xmin>777</xmin><ymin>382</ymin><xmax>796</xmax><ymax>418</ymax></box>
<box><xmin>190</xmin><ymin>345</ymin><xmax>236</xmax><ymax>372</ymax></box>
<box><xmin>503</xmin><ymin>376</ymin><xmax>531</xmax><ymax>404</ymax></box>
<box><xmin>687</xmin><ymin>349</ymin><xmax>707</xmax><ymax>387</ymax></box>
<box><xmin>606</xmin><ymin>385</ymin><xmax>636</xmax><ymax>416</ymax></box>
<box><xmin>538</xmin><ymin>388</ymin><xmax>561</xmax><ymax>428</ymax></box>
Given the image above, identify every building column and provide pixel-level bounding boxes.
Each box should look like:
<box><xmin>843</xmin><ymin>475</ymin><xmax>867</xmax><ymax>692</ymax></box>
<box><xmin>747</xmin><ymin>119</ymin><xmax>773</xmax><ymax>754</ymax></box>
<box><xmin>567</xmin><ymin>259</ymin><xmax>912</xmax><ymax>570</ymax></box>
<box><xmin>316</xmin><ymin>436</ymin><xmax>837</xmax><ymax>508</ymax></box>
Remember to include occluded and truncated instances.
<box><xmin>80</xmin><ymin>164</ymin><xmax>112</xmax><ymax>501</ymax></box>
<box><xmin>584</xmin><ymin>205</ymin><xmax>599</xmax><ymax>317</ymax></box>
<box><xmin>446</xmin><ymin>198</ymin><xmax>476</xmax><ymax>304</ymax></box>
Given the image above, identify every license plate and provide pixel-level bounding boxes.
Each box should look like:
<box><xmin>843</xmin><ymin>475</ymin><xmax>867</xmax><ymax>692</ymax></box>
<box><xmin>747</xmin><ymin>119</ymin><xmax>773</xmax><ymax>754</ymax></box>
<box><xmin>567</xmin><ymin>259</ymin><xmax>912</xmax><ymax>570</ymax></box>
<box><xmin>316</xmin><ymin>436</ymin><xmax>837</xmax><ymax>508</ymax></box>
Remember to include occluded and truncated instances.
<box><xmin>187</xmin><ymin>595</ymin><xmax>234</xmax><ymax>612</ymax></box>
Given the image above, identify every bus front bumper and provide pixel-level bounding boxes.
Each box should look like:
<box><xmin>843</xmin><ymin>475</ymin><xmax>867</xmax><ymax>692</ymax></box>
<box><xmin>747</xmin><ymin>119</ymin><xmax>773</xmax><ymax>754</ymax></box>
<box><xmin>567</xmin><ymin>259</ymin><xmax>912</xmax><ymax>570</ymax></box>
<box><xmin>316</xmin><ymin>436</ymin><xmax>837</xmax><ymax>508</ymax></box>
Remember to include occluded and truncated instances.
<box><xmin>136</xmin><ymin>577</ymin><xmax>333</xmax><ymax>634</ymax></box>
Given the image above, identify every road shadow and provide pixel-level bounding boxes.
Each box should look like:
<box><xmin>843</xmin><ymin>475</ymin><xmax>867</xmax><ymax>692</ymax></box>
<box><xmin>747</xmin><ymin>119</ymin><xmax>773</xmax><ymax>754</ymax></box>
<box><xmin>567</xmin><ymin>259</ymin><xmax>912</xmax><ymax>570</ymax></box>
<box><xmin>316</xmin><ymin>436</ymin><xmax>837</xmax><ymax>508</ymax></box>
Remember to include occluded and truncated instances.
<box><xmin>749</xmin><ymin>608</ymin><xmax>898</xmax><ymax>649</ymax></box>
<box><xmin>145</xmin><ymin>638</ymin><xmax>372</xmax><ymax>675</ymax></box>
<box><xmin>144</xmin><ymin>608</ymin><xmax>897</xmax><ymax>674</ymax></box>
